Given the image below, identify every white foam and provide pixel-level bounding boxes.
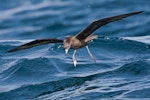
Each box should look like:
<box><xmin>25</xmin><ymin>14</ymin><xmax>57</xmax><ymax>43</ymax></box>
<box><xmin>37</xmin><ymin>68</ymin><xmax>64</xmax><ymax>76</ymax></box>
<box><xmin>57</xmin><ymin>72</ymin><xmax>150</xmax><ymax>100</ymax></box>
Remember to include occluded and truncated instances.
<box><xmin>0</xmin><ymin>84</ymin><xmax>19</xmax><ymax>93</ymax></box>
<box><xmin>0</xmin><ymin>60</ymin><xmax>19</xmax><ymax>73</ymax></box>
<box><xmin>122</xmin><ymin>35</ymin><xmax>150</xmax><ymax>44</ymax></box>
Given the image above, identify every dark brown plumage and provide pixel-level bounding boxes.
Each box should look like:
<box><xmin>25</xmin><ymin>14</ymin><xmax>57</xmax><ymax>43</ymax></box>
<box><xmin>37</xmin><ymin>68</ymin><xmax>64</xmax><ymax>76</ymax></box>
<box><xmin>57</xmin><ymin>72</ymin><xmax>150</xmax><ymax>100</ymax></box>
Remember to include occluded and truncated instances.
<box><xmin>8</xmin><ymin>39</ymin><xmax>63</xmax><ymax>52</ymax></box>
<box><xmin>8</xmin><ymin>11</ymin><xmax>143</xmax><ymax>67</ymax></box>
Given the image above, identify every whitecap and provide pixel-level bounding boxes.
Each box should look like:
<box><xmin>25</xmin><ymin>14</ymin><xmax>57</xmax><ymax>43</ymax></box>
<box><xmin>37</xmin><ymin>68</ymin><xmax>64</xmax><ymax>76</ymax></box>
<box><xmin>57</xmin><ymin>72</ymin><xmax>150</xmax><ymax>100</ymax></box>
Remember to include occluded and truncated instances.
<box><xmin>122</xmin><ymin>35</ymin><xmax>150</xmax><ymax>44</ymax></box>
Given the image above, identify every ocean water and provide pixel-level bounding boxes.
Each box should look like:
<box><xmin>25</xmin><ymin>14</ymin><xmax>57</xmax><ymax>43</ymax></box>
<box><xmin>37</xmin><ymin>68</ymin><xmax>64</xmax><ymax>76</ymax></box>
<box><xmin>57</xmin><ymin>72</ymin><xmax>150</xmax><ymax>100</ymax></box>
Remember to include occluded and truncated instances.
<box><xmin>0</xmin><ymin>0</ymin><xmax>150</xmax><ymax>100</ymax></box>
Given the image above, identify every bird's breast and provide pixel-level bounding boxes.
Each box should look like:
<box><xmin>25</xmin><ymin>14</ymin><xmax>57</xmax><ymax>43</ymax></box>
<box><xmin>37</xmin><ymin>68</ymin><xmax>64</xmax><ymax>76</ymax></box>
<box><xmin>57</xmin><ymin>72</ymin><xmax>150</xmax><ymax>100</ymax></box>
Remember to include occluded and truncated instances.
<box><xmin>70</xmin><ymin>39</ymin><xmax>87</xmax><ymax>49</ymax></box>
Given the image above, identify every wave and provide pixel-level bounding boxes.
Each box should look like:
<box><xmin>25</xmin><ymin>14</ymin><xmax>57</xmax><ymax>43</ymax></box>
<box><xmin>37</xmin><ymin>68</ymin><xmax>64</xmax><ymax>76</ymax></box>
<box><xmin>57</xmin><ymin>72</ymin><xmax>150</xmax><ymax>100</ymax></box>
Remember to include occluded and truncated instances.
<box><xmin>0</xmin><ymin>0</ymin><xmax>70</xmax><ymax>21</ymax></box>
<box><xmin>1</xmin><ymin>58</ymin><xmax>149</xmax><ymax>100</ymax></box>
<box><xmin>114</xmin><ymin>60</ymin><xmax>150</xmax><ymax>76</ymax></box>
<box><xmin>0</xmin><ymin>74</ymin><xmax>95</xmax><ymax>100</ymax></box>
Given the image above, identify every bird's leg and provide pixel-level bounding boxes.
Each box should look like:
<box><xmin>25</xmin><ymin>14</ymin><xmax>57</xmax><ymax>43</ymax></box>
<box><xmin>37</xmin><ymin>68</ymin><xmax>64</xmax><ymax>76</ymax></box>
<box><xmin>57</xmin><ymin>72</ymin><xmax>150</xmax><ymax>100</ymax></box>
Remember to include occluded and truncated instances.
<box><xmin>86</xmin><ymin>45</ymin><xmax>96</xmax><ymax>62</ymax></box>
<box><xmin>72</xmin><ymin>50</ymin><xmax>77</xmax><ymax>67</ymax></box>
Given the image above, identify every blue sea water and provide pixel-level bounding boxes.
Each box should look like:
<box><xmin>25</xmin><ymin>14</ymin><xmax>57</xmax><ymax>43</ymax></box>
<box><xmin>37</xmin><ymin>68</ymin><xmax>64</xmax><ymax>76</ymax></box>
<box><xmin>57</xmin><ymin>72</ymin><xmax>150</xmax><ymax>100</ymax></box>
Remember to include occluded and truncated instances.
<box><xmin>0</xmin><ymin>0</ymin><xmax>150</xmax><ymax>100</ymax></box>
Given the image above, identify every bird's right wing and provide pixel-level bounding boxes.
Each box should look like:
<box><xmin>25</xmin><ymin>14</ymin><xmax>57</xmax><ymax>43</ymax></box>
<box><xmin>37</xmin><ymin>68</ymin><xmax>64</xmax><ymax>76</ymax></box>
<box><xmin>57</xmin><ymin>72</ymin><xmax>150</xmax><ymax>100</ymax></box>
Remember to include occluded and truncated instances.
<box><xmin>7</xmin><ymin>38</ymin><xmax>63</xmax><ymax>52</ymax></box>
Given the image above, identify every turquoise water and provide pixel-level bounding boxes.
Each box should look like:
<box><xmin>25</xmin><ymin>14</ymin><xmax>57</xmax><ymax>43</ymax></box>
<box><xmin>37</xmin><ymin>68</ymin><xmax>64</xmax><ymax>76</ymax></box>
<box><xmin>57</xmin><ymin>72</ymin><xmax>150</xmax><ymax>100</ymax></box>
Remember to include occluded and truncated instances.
<box><xmin>0</xmin><ymin>0</ymin><xmax>150</xmax><ymax>100</ymax></box>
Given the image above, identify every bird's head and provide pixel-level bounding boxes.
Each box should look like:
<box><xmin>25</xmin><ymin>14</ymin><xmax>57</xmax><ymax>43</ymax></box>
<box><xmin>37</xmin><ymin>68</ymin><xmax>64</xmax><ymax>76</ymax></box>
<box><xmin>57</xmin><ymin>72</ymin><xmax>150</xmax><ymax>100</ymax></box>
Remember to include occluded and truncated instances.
<box><xmin>63</xmin><ymin>37</ymin><xmax>72</xmax><ymax>55</ymax></box>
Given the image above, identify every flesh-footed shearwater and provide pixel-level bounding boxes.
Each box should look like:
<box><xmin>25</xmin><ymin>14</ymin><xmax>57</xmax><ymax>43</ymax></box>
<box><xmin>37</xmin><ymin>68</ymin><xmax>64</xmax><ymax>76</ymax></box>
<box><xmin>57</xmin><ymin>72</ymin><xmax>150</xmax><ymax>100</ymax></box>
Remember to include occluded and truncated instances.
<box><xmin>8</xmin><ymin>11</ymin><xmax>143</xmax><ymax>67</ymax></box>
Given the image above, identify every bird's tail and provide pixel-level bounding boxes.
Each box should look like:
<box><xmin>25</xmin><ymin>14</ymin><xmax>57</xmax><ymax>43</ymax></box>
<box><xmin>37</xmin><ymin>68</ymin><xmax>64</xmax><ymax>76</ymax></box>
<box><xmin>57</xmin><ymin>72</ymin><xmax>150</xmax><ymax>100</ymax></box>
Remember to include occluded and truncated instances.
<box><xmin>84</xmin><ymin>35</ymin><xmax>98</xmax><ymax>42</ymax></box>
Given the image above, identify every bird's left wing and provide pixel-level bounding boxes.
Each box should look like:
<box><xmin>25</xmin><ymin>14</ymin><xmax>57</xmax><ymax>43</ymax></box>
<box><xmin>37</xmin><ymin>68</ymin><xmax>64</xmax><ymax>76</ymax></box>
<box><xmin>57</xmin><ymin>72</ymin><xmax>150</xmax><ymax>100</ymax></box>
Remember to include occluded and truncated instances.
<box><xmin>7</xmin><ymin>38</ymin><xmax>63</xmax><ymax>52</ymax></box>
<box><xmin>75</xmin><ymin>11</ymin><xmax>143</xmax><ymax>40</ymax></box>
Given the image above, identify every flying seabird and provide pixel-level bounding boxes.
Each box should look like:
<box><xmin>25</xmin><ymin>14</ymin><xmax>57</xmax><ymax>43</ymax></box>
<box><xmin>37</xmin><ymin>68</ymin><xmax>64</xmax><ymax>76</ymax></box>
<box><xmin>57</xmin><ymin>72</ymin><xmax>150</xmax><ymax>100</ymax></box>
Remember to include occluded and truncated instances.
<box><xmin>8</xmin><ymin>11</ymin><xmax>143</xmax><ymax>67</ymax></box>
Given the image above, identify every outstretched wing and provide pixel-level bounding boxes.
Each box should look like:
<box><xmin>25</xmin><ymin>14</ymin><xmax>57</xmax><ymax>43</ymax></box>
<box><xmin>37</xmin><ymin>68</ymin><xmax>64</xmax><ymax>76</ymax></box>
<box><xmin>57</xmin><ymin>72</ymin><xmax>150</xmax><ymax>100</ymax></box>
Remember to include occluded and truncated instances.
<box><xmin>7</xmin><ymin>38</ymin><xmax>63</xmax><ymax>52</ymax></box>
<box><xmin>75</xmin><ymin>11</ymin><xmax>143</xmax><ymax>40</ymax></box>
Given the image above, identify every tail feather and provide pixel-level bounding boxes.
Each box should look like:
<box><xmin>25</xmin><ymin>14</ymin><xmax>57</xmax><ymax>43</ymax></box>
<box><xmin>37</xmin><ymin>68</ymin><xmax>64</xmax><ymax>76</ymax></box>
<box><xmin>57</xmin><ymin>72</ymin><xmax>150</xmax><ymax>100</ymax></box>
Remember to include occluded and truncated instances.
<box><xmin>84</xmin><ymin>35</ymin><xmax>98</xmax><ymax>42</ymax></box>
